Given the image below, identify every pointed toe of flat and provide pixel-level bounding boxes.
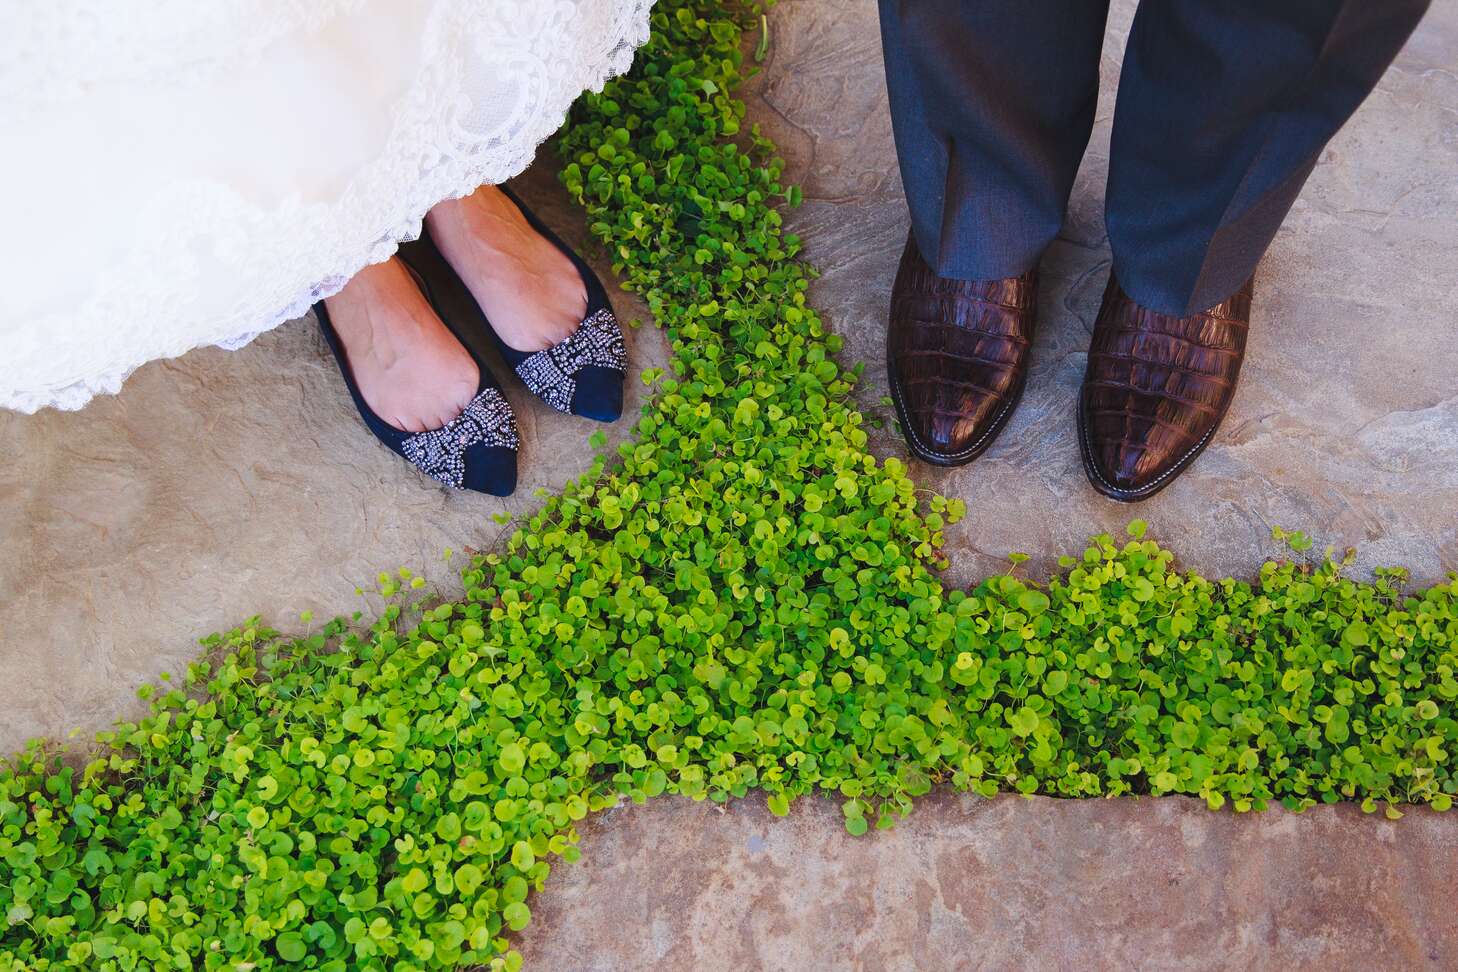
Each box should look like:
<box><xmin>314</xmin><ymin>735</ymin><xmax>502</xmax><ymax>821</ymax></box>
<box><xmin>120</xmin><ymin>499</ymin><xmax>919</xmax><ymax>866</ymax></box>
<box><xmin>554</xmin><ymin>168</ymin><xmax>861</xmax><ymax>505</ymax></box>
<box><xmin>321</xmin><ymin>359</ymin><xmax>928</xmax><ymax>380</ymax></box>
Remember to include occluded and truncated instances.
<box><xmin>461</xmin><ymin>444</ymin><xmax>518</xmax><ymax>496</ymax></box>
<box><xmin>570</xmin><ymin>365</ymin><xmax>624</xmax><ymax>422</ymax></box>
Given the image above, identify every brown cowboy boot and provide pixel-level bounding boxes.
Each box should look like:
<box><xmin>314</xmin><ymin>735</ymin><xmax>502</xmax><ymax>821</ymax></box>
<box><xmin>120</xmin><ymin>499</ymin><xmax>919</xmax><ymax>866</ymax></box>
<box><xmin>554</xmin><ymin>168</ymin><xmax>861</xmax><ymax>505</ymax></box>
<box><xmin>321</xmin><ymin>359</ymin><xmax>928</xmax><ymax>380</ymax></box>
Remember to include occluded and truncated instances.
<box><xmin>1078</xmin><ymin>274</ymin><xmax>1253</xmax><ymax>501</ymax></box>
<box><xmin>885</xmin><ymin>232</ymin><xmax>1039</xmax><ymax>466</ymax></box>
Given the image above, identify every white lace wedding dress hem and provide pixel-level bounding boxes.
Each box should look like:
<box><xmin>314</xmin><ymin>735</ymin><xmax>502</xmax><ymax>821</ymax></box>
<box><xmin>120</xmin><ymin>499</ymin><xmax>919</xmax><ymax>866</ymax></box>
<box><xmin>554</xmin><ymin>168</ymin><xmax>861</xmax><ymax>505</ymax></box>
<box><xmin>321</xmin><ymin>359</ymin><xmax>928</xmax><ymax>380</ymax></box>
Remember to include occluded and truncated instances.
<box><xmin>0</xmin><ymin>0</ymin><xmax>654</xmax><ymax>413</ymax></box>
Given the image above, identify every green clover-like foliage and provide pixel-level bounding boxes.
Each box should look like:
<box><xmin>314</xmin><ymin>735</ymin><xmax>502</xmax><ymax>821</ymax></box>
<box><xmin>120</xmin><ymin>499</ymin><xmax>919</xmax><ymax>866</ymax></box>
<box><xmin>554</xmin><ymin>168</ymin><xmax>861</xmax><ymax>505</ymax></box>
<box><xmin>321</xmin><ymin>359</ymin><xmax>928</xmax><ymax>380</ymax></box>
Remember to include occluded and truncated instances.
<box><xmin>2</xmin><ymin>3</ymin><xmax>1456</xmax><ymax>969</ymax></box>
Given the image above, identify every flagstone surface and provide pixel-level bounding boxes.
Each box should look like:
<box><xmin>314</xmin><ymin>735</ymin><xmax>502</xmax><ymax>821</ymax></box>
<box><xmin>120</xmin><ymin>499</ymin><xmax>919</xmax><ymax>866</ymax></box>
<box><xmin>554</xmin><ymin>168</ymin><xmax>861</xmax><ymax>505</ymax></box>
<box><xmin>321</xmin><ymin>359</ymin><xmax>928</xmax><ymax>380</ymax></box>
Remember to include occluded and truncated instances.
<box><xmin>3</xmin><ymin>1</ymin><xmax>1456</xmax><ymax>968</ymax></box>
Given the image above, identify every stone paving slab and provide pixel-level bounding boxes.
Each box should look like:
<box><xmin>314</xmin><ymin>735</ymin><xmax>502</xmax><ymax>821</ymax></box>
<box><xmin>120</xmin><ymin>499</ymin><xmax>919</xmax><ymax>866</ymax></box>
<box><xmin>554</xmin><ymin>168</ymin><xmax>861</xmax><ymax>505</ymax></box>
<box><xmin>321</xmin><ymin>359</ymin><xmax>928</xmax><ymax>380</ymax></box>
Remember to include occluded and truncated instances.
<box><xmin>2</xmin><ymin>0</ymin><xmax>1457</xmax><ymax>967</ymax></box>
<box><xmin>514</xmin><ymin>793</ymin><xmax>1458</xmax><ymax>971</ymax></box>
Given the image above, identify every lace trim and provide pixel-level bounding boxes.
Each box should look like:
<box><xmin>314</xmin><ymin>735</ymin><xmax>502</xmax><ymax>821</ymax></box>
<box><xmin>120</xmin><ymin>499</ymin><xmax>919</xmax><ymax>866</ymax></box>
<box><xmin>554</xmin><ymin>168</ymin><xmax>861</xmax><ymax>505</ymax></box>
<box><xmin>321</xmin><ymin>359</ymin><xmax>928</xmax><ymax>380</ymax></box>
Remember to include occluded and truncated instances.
<box><xmin>1</xmin><ymin>2</ymin><xmax>369</xmax><ymax>109</ymax></box>
<box><xmin>3</xmin><ymin>0</ymin><xmax>655</xmax><ymax>414</ymax></box>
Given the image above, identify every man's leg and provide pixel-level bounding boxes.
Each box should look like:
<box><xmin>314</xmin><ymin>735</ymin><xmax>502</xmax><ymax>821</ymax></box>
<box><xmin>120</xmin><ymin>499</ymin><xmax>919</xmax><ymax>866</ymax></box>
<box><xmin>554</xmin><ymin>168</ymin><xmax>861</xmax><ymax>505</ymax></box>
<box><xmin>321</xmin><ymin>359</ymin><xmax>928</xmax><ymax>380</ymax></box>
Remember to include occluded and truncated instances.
<box><xmin>878</xmin><ymin>0</ymin><xmax>1109</xmax><ymax>465</ymax></box>
<box><xmin>879</xmin><ymin>0</ymin><xmax>1111</xmax><ymax>281</ymax></box>
<box><xmin>1107</xmin><ymin>0</ymin><xmax>1431</xmax><ymax>316</ymax></box>
<box><xmin>1080</xmin><ymin>0</ymin><xmax>1430</xmax><ymax>502</ymax></box>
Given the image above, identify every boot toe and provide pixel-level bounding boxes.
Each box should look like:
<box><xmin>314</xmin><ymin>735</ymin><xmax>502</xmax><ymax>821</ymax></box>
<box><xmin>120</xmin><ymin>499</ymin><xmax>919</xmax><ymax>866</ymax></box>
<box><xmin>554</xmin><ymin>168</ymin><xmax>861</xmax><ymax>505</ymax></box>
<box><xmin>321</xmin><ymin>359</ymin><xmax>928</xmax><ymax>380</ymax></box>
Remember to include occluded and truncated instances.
<box><xmin>1082</xmin><ymin>420</ymin><xmax>1161</xmax><ymax>497</ymax></box>
<box><xmin>897</xmin><ymin>378</ymin><xmax>1018</xmax><ymax>463</ymax></box>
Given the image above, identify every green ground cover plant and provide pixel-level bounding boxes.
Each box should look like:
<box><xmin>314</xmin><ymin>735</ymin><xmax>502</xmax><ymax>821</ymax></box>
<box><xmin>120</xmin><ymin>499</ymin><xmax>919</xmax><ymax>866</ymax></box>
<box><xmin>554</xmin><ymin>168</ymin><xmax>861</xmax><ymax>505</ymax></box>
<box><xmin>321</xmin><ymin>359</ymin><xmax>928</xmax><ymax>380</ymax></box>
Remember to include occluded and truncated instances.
<box><xmin>3</xmin><ymin>2</ymin><xmax>1457</xmax><ymax>969</ymax></box>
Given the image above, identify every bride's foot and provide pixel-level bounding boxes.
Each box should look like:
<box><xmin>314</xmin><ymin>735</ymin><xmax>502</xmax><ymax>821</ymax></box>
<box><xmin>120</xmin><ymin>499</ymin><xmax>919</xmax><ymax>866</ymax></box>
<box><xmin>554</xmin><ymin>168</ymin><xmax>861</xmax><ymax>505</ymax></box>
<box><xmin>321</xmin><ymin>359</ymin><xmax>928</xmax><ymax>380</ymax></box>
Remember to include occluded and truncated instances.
<box><xmin>322</xmin><ymin>257</ymin><xmax>480</xmax><ymax>433</ymax></box>
<box><xmin>424</xmin><ymin>185</ymin><xmax>587</xmax><ymax>353</ymax></box>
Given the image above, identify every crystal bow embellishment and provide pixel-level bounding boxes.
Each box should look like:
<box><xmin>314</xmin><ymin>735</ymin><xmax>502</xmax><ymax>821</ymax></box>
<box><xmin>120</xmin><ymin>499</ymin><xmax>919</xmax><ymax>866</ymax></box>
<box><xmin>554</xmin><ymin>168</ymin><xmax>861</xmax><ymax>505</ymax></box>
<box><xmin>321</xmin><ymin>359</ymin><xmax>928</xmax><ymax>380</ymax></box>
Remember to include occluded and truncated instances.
<box><xmin>514</xmin><ymin>307</ymin><xmax>627</xmax><ymax>413</ymax></box>
<box><xmin>400</xmin><ymin>387</ymin><xmax>518</xmax><ymax>489</ymax></box>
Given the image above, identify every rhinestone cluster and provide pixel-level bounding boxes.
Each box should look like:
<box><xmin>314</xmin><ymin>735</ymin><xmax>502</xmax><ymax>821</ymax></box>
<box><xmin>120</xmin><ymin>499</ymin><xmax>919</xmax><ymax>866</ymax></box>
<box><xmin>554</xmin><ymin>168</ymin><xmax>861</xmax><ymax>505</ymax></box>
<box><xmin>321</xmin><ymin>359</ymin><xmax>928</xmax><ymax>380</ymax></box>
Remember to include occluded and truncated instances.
<box><xmin>514</xmin><ymin>307</ymin><xmax>626</xmax><ymax>413</ymax></box>
<box><xmin>400</xmin><ymin>387</ymin><xmax>518</xmax><ymax>489</ymax></box>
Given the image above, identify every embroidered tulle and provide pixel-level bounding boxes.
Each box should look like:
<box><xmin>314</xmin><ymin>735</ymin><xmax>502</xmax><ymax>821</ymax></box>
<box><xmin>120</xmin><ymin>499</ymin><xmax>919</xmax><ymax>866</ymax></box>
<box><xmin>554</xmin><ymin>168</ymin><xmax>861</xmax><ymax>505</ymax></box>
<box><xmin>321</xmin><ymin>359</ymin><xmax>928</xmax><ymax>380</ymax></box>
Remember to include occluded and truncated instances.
<box><xmin>0</xmin><ymin>0</ymin><xmax>654</xmax><ymax>413</ymax></box>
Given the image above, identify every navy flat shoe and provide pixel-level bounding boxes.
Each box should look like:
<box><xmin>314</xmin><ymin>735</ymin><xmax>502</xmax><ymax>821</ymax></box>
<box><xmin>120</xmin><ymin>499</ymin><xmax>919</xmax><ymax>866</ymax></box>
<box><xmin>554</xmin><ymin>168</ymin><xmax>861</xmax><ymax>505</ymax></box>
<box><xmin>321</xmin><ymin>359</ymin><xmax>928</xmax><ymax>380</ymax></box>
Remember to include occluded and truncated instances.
<box><xmin>314</xmin><ymin>268</ymin><xmax>519</xmax><ymax>496</ymax></box>
<box><xmin>424</xmin><ymin>184</ymin><xmax>627</xmax><ymax>422</ymax></box>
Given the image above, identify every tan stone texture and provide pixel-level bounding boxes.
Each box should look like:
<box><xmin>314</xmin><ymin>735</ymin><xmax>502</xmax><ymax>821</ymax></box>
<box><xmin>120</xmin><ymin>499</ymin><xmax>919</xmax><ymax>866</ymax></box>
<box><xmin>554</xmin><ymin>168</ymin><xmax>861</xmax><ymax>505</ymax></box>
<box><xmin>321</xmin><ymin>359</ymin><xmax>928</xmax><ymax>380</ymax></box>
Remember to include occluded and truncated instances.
<box><xmin>3</xmin><ymin>1</ymin><xmax>1457</xmax><ymax>967</ymax></box>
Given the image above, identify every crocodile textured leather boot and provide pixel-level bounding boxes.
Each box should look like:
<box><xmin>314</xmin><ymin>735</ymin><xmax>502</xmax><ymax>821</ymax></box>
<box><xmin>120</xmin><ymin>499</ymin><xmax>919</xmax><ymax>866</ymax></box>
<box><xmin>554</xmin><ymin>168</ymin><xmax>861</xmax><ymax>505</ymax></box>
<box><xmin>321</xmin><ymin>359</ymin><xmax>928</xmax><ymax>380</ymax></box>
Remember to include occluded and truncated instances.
<box><xmin>1078</xmin><ymin>273</ymin><xmax>1253</xmax><ymax>501</ymax></box>
<box><xmin>885</xmin><ymin>232</ymin><xmax>1039</xmax><ymax>466</ymax></box>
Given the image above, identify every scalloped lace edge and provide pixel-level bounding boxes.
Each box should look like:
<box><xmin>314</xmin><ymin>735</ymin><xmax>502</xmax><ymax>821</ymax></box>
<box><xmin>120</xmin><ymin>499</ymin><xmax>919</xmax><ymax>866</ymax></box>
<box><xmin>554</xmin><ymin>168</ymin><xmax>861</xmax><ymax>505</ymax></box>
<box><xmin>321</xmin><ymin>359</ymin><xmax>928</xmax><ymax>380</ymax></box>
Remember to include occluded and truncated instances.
<box><xmin>5</xmin><ymin>2</ymin><xmax>653</xmax><ymax>414</ymax></box>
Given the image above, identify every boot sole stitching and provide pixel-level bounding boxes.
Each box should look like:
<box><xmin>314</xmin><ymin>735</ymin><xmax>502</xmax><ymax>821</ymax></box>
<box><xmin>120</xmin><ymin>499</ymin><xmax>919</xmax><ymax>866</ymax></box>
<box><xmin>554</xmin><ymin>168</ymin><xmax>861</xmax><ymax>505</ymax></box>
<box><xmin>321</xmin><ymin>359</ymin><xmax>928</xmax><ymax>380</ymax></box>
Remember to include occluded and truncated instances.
<box><xmin>1078</xmin><ymin>396</ymin><xmax>1218</xmax><ymax>499</ymax></box>
<box><xmin>888</xmin><ymin>361</ymin><xmax>1026</xmax><ymax>465</ymax></box>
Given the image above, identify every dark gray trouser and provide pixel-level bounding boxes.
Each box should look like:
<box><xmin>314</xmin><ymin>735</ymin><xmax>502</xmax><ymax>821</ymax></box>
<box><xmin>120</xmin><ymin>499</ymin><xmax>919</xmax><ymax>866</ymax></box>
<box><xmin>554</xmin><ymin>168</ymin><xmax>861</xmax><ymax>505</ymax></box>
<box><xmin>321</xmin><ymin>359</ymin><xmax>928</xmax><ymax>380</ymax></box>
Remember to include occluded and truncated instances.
<box><xmin>878</xmin><ymin>0</ymin><xmax>1430</xmax><ymax>316</ymax></box>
